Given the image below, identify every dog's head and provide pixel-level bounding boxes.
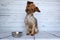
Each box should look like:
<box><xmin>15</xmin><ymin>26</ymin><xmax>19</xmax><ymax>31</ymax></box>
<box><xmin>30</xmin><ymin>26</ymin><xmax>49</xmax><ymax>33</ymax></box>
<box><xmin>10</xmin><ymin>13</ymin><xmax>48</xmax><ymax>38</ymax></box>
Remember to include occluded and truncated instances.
<box><xmin>25</xmin><ymin>1</ymin><xmax>40</xmax><ymax>14</ymax></box>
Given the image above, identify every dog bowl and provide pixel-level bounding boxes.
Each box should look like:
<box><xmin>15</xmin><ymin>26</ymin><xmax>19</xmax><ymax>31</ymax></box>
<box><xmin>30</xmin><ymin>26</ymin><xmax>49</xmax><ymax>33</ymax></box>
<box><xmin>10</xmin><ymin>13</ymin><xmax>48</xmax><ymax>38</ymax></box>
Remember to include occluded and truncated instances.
<box><xmin>12</xmin><ymin>32</ymin><xmax>22</xmax><ymax>38</ymax></box>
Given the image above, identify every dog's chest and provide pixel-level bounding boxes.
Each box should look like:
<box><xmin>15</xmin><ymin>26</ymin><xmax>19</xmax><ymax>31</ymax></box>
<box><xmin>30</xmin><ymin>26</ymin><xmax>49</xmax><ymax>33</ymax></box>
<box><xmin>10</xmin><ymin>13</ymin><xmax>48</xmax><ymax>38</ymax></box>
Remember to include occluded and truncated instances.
<box><xmin>25</xmin><ymin>15</ymin><xmax>36</xmax><ymax>24</ymax></box>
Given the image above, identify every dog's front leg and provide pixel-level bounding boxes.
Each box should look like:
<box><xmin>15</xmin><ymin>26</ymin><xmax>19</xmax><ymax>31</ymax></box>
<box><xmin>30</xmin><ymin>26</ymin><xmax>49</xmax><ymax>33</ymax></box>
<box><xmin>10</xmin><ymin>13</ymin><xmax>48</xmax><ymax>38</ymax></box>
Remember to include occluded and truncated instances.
<box><xmin>31</xmin><ymin>24</ymin><xmax>35</xmax><ymax>36</ymax></box>
<box><xmin>26</xmin><ymin>24</ymin><xmax>30</xmax><ymax>35</ymax></box>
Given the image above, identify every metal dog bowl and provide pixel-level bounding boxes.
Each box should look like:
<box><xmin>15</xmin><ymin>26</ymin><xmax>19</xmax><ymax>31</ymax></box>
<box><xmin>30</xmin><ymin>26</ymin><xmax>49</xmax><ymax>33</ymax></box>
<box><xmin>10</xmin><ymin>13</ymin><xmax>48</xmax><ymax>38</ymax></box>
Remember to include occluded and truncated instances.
<box><xmin>12</xmin><ymin>32</ymin><xmax>22</xmax><ymax>38</ymax></box>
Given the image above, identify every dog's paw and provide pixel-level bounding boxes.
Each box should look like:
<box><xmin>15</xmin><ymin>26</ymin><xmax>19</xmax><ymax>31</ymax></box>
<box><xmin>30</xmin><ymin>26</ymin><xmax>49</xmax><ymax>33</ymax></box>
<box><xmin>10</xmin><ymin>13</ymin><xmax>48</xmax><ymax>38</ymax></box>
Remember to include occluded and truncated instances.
<box><xmin>26</xmin><ymin>33</ymin><xmax>30</xmax><ymax>35</ymax></box>
<box><xmin>31</xmin><ymin>34</ymin><xmax>35</xmax><ymax>36</ymax></box>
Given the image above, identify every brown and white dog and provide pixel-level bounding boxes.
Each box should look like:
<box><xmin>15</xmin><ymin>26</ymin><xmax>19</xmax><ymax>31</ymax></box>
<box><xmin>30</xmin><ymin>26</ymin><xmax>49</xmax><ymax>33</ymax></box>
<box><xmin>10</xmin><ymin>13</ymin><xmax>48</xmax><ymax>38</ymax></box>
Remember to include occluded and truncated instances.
<box><xmin>24</xmin><ymin>1</ymin><xmax>41</xmax><ymax>36</ymax></box>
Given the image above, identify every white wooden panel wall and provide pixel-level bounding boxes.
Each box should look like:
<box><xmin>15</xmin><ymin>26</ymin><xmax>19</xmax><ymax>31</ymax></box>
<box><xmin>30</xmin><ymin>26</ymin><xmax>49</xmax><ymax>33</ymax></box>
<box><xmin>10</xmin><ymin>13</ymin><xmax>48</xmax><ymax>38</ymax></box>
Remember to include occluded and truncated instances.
<box><xmin>0</xmin><ymin>0</ymin><xmax>60</xmax><ymax>32</ymax></box>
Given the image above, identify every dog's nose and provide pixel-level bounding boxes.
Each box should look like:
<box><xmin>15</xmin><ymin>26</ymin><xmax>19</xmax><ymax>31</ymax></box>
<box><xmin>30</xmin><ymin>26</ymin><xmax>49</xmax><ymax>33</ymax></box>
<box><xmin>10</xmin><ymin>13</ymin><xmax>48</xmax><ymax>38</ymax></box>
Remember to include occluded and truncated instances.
<box><xmin>38</xmin><ymin>10</ymin><xmax>40</xmax><ymax>12</ymax></box>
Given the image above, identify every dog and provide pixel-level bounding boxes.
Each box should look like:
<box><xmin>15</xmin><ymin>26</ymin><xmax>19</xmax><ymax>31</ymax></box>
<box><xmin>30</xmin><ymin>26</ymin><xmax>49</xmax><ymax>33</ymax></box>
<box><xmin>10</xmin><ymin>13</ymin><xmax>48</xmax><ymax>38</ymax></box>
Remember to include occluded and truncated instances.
<box><xmin>24</xmin><ymin>1</ymin><xmax>41</xmax><ymax>36</ymax></box>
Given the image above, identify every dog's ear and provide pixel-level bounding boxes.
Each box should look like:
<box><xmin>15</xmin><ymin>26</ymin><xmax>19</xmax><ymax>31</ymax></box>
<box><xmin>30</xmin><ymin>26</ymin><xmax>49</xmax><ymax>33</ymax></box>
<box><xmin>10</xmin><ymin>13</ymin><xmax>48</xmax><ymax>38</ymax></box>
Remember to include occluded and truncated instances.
<box><xmin>35</xmin><ymin>7</ymin><xmax>40</xmax><ymax>12</ymax></box>
<box><xmin>27</xmin><ymin>1</ymin><xmax>33</xmax><ymax>4</ymax></box>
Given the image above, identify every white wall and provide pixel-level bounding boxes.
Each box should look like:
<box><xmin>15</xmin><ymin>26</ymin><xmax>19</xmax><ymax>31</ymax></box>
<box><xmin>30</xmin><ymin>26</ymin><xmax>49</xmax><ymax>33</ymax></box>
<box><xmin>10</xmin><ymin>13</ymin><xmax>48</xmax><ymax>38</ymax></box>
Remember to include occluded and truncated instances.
<box><xmin>0</xmin><ymin>0</ymin><xmax>60</xmax><ymax>32</ymax></box>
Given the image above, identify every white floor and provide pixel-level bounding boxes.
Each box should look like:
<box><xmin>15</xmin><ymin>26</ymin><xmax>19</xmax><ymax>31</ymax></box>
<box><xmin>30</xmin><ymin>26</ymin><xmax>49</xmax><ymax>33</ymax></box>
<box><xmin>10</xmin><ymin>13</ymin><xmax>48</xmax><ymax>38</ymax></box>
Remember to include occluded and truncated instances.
<box><xmin>0</xmin><ymin>31</ymin><xmax>60</xmax><ymax>40</ymax></box>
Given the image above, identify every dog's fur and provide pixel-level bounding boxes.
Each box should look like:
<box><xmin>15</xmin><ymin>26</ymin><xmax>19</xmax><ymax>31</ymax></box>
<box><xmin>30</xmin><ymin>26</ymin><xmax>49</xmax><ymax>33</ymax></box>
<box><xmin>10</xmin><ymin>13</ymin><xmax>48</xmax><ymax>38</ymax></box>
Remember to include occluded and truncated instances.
<box><xmin>24</xmin><ymin>1</ymin><xmax>40</xmax><ymax>36</ymax></box>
